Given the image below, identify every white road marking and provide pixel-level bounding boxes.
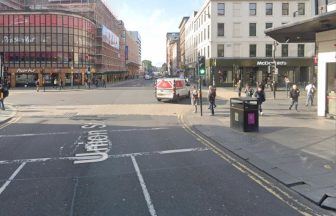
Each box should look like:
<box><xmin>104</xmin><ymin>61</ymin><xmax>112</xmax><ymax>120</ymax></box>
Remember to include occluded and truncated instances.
<box><xmin>0</xmin><ymin>147</ymin><xmax>209</xmax><ymax>165</ymax></box>
<box><xmin>0</xmin><ymin>128</ymin><xmax>168</xmax><ymax>138</ymax></box>
<box><xmin>131</xmin><ymin>155</ymin><xmax>157</xmax><ymax>216</ymax></box>
<box><xmin>0</xmin><ymin>162</ymin><xmax>26</xmax><ymax>195</ymax></box>
<box><xmin>0</xmin><ymin>131</ymin><xmax>72</xmax><ymax>138</ymax></box>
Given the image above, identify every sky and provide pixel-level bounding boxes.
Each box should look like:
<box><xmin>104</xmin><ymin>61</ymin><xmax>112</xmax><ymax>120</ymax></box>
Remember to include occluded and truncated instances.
<box><xmin>108</xmin><ymin>0</ymin><xmax>204</xmax><ymax>67</ymax></box>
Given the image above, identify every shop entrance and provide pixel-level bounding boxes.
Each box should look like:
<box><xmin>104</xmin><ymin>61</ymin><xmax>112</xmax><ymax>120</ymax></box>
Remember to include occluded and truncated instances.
<box><xmin>15</xmin><ymin>73</ymin><xmax>37</xmax><ymax>87</ymax></box>
<box><xmin>326</xmin><ymin>63</ymin><xmax>336</xmax><ymax>117</ymax></box>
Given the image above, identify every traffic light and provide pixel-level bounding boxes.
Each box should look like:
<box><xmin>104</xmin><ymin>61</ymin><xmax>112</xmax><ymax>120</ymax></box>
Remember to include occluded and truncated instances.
<box><xmin>198</xmin><ymin>56</ymin><xmax>205</xmax><ymax>76</ymax></box>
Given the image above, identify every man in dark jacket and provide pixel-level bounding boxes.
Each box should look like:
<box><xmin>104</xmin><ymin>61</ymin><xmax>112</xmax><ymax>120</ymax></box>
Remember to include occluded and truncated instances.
<box><xmin>254</xmin><ymin>86</ymin><xmax>266</xmax><ymax>116</ymax></box>
<box><xmin>289</xmin><ymin>84</ymin><xmax>300</xmax><ymax>111</ymax></box>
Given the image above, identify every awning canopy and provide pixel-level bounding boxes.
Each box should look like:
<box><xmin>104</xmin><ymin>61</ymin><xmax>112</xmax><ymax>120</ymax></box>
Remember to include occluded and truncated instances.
<box><xmin>265</xmin><ymin>11</ymin><xmax>336</xmax><ymax>43</ymax></box>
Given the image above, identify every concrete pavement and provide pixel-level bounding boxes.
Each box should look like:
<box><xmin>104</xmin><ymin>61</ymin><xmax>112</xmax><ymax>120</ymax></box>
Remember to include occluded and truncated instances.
<box><xmin>184</xmin><ymin>87</ymin><xmax>336</xmax><ymax>211</ymax></box>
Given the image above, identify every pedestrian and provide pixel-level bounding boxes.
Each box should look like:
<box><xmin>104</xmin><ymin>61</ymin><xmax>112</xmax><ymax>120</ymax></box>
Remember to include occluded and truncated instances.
<box><xmin>35</xmin><ymin>79</ymin><xmax>40</xmax><ymax>92</ymax></box>
<box><xmin>289</xmin><ymin>84</ymin><xmax>300</xmax><ymax>111</ymax></box>
<box><xmin>53</xmin><ymin>78</ymin><xmax>57</xmax><ymax>88</ymax></box>
<box><xmin>208</xmin><ymin>85</ymin><xmax>216</xmax><ymax>116</ymax></box>
<box><xmin>244</xmin><ymin>84</ymin><xmax>254</xmax><ymax>97</ymax></box>
<box><xmin>305</xmin><ymin>82</ymin><xmax>316</xmax><ymax>108</ymax></box>
<box><xmin>284</xmin><ymin>76</ymin><xmax>290</xmax><ymax>97</ymax></box>
<box><xmin>254</xmin><ymin>86</ymin><xmax>266</xmax><ymax>116</ymax></box>
<box><xmin>190</xmin><ymin>85</ymin><xmax>199</xmax><ymax>113</ymax></box>
<box><xmin>0</xmin><ymin>84</ymin><xmax>6</xmax><ymax>110</ymax></box>
<box><xmin>102</xmin><ymin>78</ymin><xmax>106</xmax><ymax>88</ymax></box>
<box><xmin>237</xmin><ymin>79</ymin><xmax>242</xmax><ymax>97</ymax></box>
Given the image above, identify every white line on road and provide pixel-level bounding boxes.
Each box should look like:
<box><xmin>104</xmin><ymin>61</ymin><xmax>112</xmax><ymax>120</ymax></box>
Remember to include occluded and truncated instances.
<box><xmin>0</xmin><ymin>147</ymin><xmax>209</xmax><ymax>165</ymax></box>
<box><xmin>131</xmin><ymin>155</ymin><xmax>157</xmax><ymax>216</ymax></box>
<box><xmin>0</xmin><ymin>128</ymin><xmax>169</xmax><ymax>138</ymax></box>
<box><xmin>0</xmin><ymin>162</ymin><xmax>26</xmax><ymax>195</ymax></box>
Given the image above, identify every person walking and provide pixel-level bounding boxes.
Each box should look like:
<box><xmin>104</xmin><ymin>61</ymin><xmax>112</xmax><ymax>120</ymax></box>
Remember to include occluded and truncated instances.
<box><xmin>284</xmin><ymin>76</ymin><xmax>290</xmax><ymax>97</ymax></box>
<box><xmin>190</xmin><ymin>85</ymin><xmax>199</xmax><ymax>113</ymax></box>
<box><xmin>208</xmin><ymin>85</ymin><xmax>216</xmax><ymax>116</ymax></box>
<box><xmin>35</xmin><ymin>79</ymin><xmax>40</xmax><ymax>92</ymax></box>
<box><xmin>289</xmin><ymin>84</ymin><xmax>300</xmax><ymax>111</ymax></box>
<box><xmin>244</xmin><ymin>84</ymin><xmax>254</xmax><ymax>97</ymax></box>
<box><xmin>0</xmin><ymin>84</ymin><xmax>5</xmax><ymax>110</ymax></box>
<box><xmin>53</xmin><ymin>78</ymin><xmax>57</xmax><ymax>88</ymax></box>
<box><xmin>237</xmin><ymin>80</ymin><xmax>242</xmax><ymax>97</ymax></box>
<box><xmin>254</xmin><ymin>86</ymin><xmax>266</xmax><ymax>116</ymax></box>
<box><xmin>305</xmin><ymin>82</ymin><xmax>316</xmax><ymax>108</ymax></box>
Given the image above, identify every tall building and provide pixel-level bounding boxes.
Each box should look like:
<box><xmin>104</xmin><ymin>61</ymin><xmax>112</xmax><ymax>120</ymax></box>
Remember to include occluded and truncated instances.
<box><xmin>184</xmin><ymin>0</ymin><xmax>315</xmax><ymax>87</ymax></box>
<box><xmin>126</xmin><ymin>31</ymin><xmax>141</xmax><ymax>78</ymax></box>
<box><xmin>0</xmin><ymin>0</ymin><xmax>138</xmax><ymax>87</ymax></box>
<box><xmin>166</xmin><ymin>32</ymin><xmax>180</xmax><ymax>76</ymax></box>
<box><xmin>128</xmin><ymin>31</ymin><xmax>142</xmax><ymax>65</ymax></box>
<box><xmin>178</xmin><ymin>17</ymin><xmax>189</xmax><ymax>75</ymax></box>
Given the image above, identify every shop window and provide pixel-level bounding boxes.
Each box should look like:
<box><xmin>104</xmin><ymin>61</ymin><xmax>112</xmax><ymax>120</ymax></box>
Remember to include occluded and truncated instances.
<box><xmin>249</xmin><ymin>44</ymin><xmax>256</xmax><ymax>57</ymax></box>
<box><xmin>41</xmin><ymin>15</ymin><xmax>46</xmax><ymax>25</ymax></box>
<box><xmin>0</xmin><ymin>15</ymin><xmax>3</xmax><ymax>26</ymax></box>
<box><xmin>51</xmin><ymin>15</ymin><xmax>57</xmax><ymax>26</ymax></box>
<box><xmin>35</xmin><ymin>15</ymin><xmax>40</xmax><ymax>26</ymax></box>
<box><xmin>74</xmin><ymin>17</ymin><xmax>78</xmax><ymax>29</ymax></box>
<box><xmin>281</xmin><ymin>44</ymin><xmax>288</xmax><ymax>57</ymax></box>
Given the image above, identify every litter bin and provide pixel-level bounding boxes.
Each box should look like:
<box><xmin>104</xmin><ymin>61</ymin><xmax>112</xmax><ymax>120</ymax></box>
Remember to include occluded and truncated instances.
<box><xmin>230</xmin><ymin>97</ymin><xmax>259</xmax><ymax>132</ymax></box>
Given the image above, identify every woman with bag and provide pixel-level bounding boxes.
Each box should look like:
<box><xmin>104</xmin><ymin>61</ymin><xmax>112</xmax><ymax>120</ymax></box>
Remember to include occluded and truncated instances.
<box><xmin>190</xmin><ymin>85</ymin><xmax>199</xmax><ymax>113</ymax></box>
<box><xmin>208</xmin><ymin>86</ymin><xmax>216</xmax><ymax>116</ymax></box>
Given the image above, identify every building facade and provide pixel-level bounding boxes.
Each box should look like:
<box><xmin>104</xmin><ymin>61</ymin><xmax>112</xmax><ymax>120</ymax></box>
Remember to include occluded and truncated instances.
<box><xmin>0</xmin><ymin>0</ymin><xmax>138</xmax><ymax>87</ymax></box>
<box><xmin>126</xmin><ymin>31</ymin><xmax>141</xmax><ymax>78</ymax></box>
<box><xmin>128</xmin><ymin>31</ymin><xmax>142</xmax><ymax>65</ymax></box>
<box><xmin>178</xmin><ymin>17</ymin><xmax>189</xmax><ymax>76</ymax></box>
<box><xmin>184</xmin><ymin>0</ymin><xmax>315</xmax><ymax>87</ymax></box>
<box><xmin>166</xmin><ymin>32</ymin><xmax>180</xmax><ymax>76</ymax></box>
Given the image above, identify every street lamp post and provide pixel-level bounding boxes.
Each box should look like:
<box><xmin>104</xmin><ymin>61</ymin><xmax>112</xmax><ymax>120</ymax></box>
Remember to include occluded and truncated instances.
<box><xmin>272</xmin><ymin>40</ymin><xmax>279</xmax><ymax>99</ymax></box>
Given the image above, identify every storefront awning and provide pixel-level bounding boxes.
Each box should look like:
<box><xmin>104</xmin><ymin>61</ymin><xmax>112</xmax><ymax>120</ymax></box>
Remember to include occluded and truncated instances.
<box><xmin>265</xmin><ymin>10</ymin><xmax>336</xmax><ymax>43</ymax></box>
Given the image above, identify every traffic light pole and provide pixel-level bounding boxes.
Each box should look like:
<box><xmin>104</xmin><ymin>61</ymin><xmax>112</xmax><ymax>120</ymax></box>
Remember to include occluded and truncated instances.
<box><xmin>199</xmin><ymin>76</ymin><xmax>203</xmax><ymax>117</ymax></box>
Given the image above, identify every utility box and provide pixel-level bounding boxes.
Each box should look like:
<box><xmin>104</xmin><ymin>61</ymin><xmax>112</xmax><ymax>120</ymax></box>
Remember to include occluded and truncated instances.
<box><xmin>230</xmin><ymin>98</ymin><xmax>259</xmax><ymax>132</ymax></box>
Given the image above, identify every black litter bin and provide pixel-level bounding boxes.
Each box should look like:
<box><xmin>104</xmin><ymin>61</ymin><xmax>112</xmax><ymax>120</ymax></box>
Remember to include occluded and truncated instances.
<box><xmin>230</xmin><ymin>97</ymin><xmax>259</xmax><ymax>132</ymax></box>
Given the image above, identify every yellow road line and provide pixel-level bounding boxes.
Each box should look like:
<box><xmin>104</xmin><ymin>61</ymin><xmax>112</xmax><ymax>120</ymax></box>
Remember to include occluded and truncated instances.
<box><xmin>178</xmin><ymin>114</ymin><xmax>323</xmax><ymax>216</ymax></box>
<box><xmin>0</xmin><ymin>116</ymin><xmax>21</xmax><ymax>130</ymax></box>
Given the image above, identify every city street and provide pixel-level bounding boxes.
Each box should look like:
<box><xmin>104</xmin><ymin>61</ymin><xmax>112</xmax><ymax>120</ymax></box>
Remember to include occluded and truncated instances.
<box><xmin>0</xmin><ymin>79</ymin><xmax>332</xmax><ymax>216</ymax></box>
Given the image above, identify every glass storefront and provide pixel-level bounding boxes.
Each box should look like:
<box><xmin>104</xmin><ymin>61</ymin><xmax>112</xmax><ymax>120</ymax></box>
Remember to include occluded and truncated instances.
<box><xmin>0</xmin><ymin>12</ymin><xmax>96</xmax><ymax>86</ymax></box>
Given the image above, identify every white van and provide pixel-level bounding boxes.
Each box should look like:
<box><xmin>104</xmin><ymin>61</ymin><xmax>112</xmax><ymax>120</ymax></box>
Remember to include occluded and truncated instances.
<box><xmin>155</xmin><ymin>78</ymin><xmax>190</xmax><ymax>102</ymax></box>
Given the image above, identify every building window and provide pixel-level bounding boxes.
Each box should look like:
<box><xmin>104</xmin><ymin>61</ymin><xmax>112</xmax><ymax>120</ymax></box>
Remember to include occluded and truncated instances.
<box><xmin>282</xmin><ymin>44</ymin><xmax>288</xmax><ymax>57</ymax></box>
<box><xmin>298</xmin><ymin>44</ymin><xmax>304</xmax><ymax>57</ymax></box>
<box><xmin>208</xmin><ymin>46</ymin><xmax>210</xmax><ymax>58</ymax></box>
<box><xmin>298</xmin><ymin>3</ymin><xmax>305</xmax><ymax>15</ymax></box>
<box><xmin>233</xmin><ymin>3</ymin><xmax>241</xmax><ymax>16</ymax></box>
<box><xmin>265</xmin><ymin>22</ymin><xmax>273</xmax><ymax>29</ymax></box>
<box><xmin>249</xmin><ymin>23</ymin><xmax>256</xmax><ymax>36</ymax></box>
<box><xmin>266</xmin><ymin>44</ymin><xmax>272</xmax><ymax>57</ymax></box>
<box><xmin>218</xmin><ymin>3</ymin><xmax>225</xmax><ymax>16</ymax></box>
<box><xmin>249</xmin><ymin>3</ymin><xmax>257</xmax><ymax>16</ymax></box>
<box><xmin>266</xmin><ymin>3</ymin><xmax>273</xmax><ymax>15</ymax></box>
<box><xmin>217</xmin><ymin>23</ymin><xmax>224</xmax><ymax>36</ymax></box>
<box><xmin>282</xmin><ymin>3</ymin><xmax>289</xmax><ymax>15</ymax></box>
<box><xmin>233</xmin><ymin>23</ymin><xmax>241</xmax><ymax>37</ymax></box>
<box><xmin>208</xmin><ymin>25</ymin><xmax>210</xmax><ymax>39</ymax></box>
<box><xmin>217</xmin><ymin>44</ymin><xmax>224</xmax><ymax>57</ymax></box>
<box><xmin>250</xmin><ymin>44</ymin><xmax>257</xmax><ymax>57</ymax></box>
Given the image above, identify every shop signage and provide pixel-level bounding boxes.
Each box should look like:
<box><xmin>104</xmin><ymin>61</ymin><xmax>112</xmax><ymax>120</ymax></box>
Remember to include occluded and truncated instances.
<box><xmin>1</xmin><ymin>35</ymin><xmax>36</xmax><ymax>44</ymax></box>
<box><xmin>102</xmin><ymin>25</ymin><xmax>120</xmax><ymax>50</ymax></box>
<box><xmin>17</xmin><ymin>68</ymin><xmax>36</xmax><ymax>74</ymax></box>
<box><xmin>257</xmin><ymin>61</ymin><xmax>287</xmax><ymax>66</ymax></box>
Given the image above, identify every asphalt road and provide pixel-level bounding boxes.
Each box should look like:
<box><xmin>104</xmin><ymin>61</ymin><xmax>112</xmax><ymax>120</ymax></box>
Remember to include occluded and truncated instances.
<box><xmin>0</xmin><ymin>79</ymin><xmax>331</xmax><ymax>216</ymax></box>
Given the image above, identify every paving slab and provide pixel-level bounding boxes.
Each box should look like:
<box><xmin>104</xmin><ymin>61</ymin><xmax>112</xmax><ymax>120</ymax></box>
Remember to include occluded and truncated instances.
<box><xmin>322</xmin><ymin>197</ymin><xmax>336</xmax><ymax>211</ymax></box>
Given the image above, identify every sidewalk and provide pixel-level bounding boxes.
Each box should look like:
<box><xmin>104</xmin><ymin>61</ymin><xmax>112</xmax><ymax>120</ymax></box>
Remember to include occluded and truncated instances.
<box><xmin>0</xmin><ymin>104</ymin><xmax>16</xmax><ymax>124</ymax></box>
<box><xmin>184</xmin><ymin>87</ymin><xmax>336</xmax><ymax>211</ymax></box>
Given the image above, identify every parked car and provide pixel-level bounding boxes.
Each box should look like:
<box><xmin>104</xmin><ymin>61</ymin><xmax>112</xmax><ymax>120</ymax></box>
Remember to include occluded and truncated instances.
<box><xmin>144</xmin><ymin>74</ymin><xmax>152</xmax><ymax>80</ymax></box>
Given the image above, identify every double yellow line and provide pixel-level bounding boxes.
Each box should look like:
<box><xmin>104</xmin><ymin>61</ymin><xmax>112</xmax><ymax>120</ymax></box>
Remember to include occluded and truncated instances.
<box><xmin>0</xmin><ymin>116</ymin><xmax>21</xmax><ymax>130</ymax></box>
<box><xmin>178</xmin><ymin>114</ymin><xmax>324</xmax><ymax>216</ymax></box>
